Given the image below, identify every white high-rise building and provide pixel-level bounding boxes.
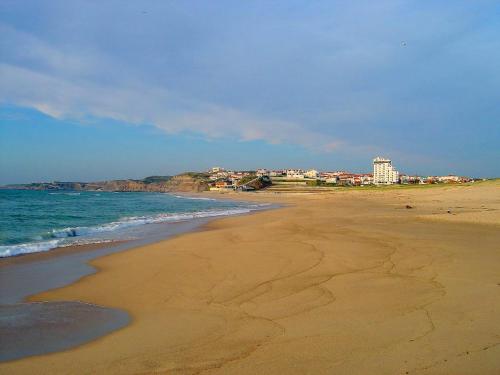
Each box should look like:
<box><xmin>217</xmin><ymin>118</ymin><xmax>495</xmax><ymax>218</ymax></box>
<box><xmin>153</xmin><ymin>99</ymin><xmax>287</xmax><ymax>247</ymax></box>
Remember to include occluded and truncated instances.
<box><xmin>373</xmin><ymin>157</ymin><xmax>399</xmax><ymax>184</ymax></box>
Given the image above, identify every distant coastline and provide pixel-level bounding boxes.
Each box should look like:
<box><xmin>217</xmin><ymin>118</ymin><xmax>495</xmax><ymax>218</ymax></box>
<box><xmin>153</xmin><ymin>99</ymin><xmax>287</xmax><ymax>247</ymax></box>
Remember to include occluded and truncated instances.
<box><xmin>0</xmin><ymin>174</ymin><xmax>207</xmax><ymax>193</ymax></box>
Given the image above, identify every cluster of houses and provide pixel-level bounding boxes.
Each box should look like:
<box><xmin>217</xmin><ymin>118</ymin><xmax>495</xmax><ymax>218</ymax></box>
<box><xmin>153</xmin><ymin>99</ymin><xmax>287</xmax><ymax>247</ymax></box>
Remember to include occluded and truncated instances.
<box><xmin>207</xmin><ymin>167</ymin><xmax>261</xmax><ymax>190</ymax></box>
<box><xmin>403</xmin><ymin>174</ymin><xmax>472</xmax><ymax>184</ymax></box>
<box><xmin>207</xmin><ymin>158</ymin><xmax>473</xmax><ymax>190</ymax></box>
<box><xmin>257</xmin><ymin>169</ymin><xmax>375</xmax><ymax>186</ymax></box>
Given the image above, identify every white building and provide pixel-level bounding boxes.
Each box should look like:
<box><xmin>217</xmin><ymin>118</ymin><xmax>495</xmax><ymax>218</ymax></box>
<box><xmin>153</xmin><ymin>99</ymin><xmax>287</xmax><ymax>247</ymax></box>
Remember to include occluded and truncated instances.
<box><xmin>286</xmin><ymin>169</ymin><xmax>305</xmax><ymax>179</ymax></box>
<box><xmin>304</xmin><ymin>169</ymin><xmax>319</xmax><ymax>179</ymax></box>
<box><xmin>360</xmin><ymin>174</ymin><xmax>374</xmax><ymax>185</ymax></box>
<box><xmin>438</xmin><ymin>175</ymin><xmax>460</xmax><ymax>183</ymax></box>
<box><xmin>373</xmin><ymin>157</ymin><xmax>399</xmax><ymax>184</ymax></box>
<box><xmin>325</xmin><ymin>177</ymin><xmax>338</xmax><ymax>184</ymax></box>
<box><xmin>269</xmin><ymin>170</ymin><xmax>284</xmax><ymax>177</ymax></box>
<box><xmin>210</xmin><ymin>167</ymin><xmax>224</xmax><ymax>173</ymax></box>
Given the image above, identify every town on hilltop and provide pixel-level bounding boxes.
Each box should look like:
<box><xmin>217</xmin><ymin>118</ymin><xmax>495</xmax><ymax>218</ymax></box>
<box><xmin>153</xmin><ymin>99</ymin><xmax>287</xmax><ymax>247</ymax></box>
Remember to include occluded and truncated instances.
<box><xmin>207</xmin><ymin>157</ymin><xmax>474</xmax><ymax>191</ymax></box>
<box><xmin>1</xmin><ymin>157</ymin><xmax>476</xmax><ymax>193</ymax></box>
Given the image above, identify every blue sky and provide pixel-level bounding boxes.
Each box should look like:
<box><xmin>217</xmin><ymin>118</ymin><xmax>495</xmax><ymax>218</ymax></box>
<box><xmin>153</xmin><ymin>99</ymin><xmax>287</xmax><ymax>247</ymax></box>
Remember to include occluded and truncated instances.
<box><xmin>1</xmin><ymin>0</ymin><xmax>499</xmax><ymax>183</ymax></box>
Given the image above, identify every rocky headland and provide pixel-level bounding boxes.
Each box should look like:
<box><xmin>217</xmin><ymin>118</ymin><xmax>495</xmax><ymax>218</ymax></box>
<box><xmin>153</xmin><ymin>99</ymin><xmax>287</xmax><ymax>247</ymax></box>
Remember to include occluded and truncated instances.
<box><xmin>1</xmin><ymin>173</ymin><xmax>211</xmax><ymax>193</ymax></box>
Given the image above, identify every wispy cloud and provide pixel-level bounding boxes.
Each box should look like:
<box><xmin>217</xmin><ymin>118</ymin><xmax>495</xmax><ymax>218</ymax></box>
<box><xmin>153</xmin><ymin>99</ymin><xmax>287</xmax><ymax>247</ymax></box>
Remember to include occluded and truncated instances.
<box><xmin>0</xmin><ymin>22</ymin><xmax>351</xmax><ymax>152</ymax></box>
<box><xmin>1</xmin><ymin>0</ymin><xmax>500</xmax><ymax>175</ymax></box>
<box><xmin>0</xmin><ymin>62</ymin><xmax>344</xmax><ymax>152</ymax></box>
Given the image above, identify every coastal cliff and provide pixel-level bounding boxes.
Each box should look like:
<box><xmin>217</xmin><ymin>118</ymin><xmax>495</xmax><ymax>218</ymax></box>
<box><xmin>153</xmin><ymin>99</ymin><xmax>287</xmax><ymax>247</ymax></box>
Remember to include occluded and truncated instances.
<box><xmin>162</xmin><ymin>173</ymin><xmax>210</xmax><ymax>192</ymax></box>
<box><xmin>1</xmin><ymin>174</ymin><xmax>211</xmax><ymax>193</ymax></box>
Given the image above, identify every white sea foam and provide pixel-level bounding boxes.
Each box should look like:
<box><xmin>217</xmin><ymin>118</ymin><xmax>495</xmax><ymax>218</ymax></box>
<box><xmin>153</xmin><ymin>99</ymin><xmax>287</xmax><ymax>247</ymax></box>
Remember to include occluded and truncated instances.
<box><xmin>0</xmin><ymin>238</ymin><xmax>125</xmax><ymax>258</ymax></box>
<box><xmin>58</xmin><ymin>238</ymin><xmax>119</xmax><ymax>247</ymax></box>
<box><xmin>172</xmin><ymin>195</ymin><xmax>216</xmax><ymax>201</ymax></box>
<box><xmin>0</xmin><ymin>207</ymin><xmax>255</xmax><ymax>258</ymax></box>
<box><xmin>50</xmin><ymin>208</ymin><xmax>252</xmax><ymax>238</ymax></box>
<box><xmin>49</xmin><ymin>192</ymin><xmax>81</xmax><ymax>196</ymax></box>
<box><xmin>0</xmin><ymin>240</ymin><xmax>60</xmax><ymax>257</ymax></box>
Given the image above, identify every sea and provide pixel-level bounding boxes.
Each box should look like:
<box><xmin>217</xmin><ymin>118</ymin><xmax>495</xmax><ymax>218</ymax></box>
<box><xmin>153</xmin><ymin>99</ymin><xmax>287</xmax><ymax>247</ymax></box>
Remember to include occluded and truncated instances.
<box><xmin>0</xmin><ymin>189</ymin><xmax>264</xmax><ymax>258</ymax></box>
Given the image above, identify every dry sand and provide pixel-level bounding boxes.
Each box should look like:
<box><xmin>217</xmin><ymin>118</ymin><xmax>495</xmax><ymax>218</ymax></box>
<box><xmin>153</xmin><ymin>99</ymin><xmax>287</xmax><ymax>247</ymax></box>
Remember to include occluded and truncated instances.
<box><xmin>2</xmin><ymin>180</ymin><xmax>499</xmax><ymax>374</ymax></box>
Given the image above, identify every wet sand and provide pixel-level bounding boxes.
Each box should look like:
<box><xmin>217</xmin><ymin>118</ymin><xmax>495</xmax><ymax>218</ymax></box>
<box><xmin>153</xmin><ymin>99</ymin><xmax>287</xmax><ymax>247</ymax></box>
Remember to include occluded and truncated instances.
<box><xmin>0</xmin><ymin>218</ymin><xmax>223</xmax><ymax>362</ymax></box>
<box><xmin>0</xmin><ymin>301</ymin><xmax>129</xmax><ymax>362</ymax></box>
<box><xmin>0</xmin><ymin>241</ymin><xmax>127</xmax><ymax>268</ymax></box>
<box><xmin>1</xmin><ymin>181</ymin><xmax>499</xmax><ymax>374</ymax></box>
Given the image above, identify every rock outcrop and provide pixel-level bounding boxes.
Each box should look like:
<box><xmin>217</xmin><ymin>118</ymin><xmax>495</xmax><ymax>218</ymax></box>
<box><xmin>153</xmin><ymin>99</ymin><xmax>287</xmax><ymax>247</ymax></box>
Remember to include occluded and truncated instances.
<box><xmin>162</xmin><ymin>174</ymin><xmax>210</xmax><ymax>192</ymax></box>
<box><xmin>1</xmin><ymin>174</ymin><xmax>211</xmax><ymax>193</ymax></box>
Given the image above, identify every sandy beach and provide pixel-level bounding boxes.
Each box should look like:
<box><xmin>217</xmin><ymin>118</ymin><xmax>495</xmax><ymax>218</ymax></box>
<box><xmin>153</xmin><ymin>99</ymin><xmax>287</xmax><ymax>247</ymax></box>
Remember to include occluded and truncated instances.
<box><xmin>1</xmin><ymin>181</ymin><xmax>499</xmax><ymax>374</ymax></box>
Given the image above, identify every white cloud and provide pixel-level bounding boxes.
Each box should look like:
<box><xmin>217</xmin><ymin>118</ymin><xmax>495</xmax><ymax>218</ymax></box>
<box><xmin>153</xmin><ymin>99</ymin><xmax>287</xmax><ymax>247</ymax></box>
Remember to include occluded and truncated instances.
<box><xmin>0</xmin><ymin>61</ymin><xmax>342</xmax><ymax>152</ymax></box>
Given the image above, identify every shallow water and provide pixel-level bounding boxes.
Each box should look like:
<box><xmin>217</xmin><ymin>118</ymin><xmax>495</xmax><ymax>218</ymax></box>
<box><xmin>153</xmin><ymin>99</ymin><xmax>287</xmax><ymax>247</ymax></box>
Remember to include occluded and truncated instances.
<box><xmin>0</xmin><ymin>190</ymin><xmax>264</xmax><ymax>257</ymax></box>
<box><xmin>0</xmin><ymin>301</ymin><xmax>129</xmax><ymax>362</ymax></box>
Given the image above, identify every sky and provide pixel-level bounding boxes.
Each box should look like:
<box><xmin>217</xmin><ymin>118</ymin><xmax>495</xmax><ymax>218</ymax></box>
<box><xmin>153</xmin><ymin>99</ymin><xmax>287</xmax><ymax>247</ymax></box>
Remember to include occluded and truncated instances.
<box><xmin>1</xmin><ymin>0</ymin><xmax>499</xmax><ymax>184</ymax></box>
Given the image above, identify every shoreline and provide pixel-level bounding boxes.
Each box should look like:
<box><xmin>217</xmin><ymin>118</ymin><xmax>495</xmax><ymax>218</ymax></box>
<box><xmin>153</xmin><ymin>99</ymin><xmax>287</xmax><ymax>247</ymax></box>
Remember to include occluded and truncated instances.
<box><xmin>0</xmin><ymin>240</ymin><xmax>128</xmax><ymax>268</ymax></box>
<box><xmin>2</xmin><ymin>182</ymin><xmax>500</xmax><ymax>373</ymax></box>
<box><xmin>0</xmin><ymin>189</ymin><xmax>267</xmax><ymax>259</ymax></box>
<box><xmin>0</xmin><ymin>194</ymin><xmax>277</xmax><ymax>272</ymax></box>
<box><xmin>0</xmin><ymin>217</ymin><xmax>219</xmax><ymax>304</ymax></box>
<box><xmin>0</xmin><ymin>196</ymin><xmax>278</xmax><ymax>362</ymax></box>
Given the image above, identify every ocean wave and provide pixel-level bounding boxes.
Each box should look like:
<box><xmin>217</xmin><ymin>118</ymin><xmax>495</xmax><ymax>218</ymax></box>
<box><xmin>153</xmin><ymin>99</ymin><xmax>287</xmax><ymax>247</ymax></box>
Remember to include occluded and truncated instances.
<box><xmin>50</xmin><ymin>208</ymin><xmax>251</xmax><ymax>238</ymax></box>
<box><xmin>49</xmin><ymin>192</ymin><xmax>81</xmax><ymax>196</ymax></box>
<box><xmin>0</xmin><ymin>238</ymin><xmax>124</xmax><ymax>258</ymax></box>
<box><xmin>172</xmin><ymin>195</ymin><xmax>216</xmax><ymax>201</ymax></box>
<box><xmin>58</xmin><ymin>238</ymin><xmax>120</xmax><ymax>247</ymax></box>
<box><xmin>0</xmin><ymin>207</ymin><xmax>254</xmax><ymax>258</ymax></box>
<box><xmin>0</xmin><ymin>240</ymin><xmax>60</xmax><ymax>257</ymax></box>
